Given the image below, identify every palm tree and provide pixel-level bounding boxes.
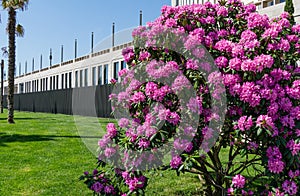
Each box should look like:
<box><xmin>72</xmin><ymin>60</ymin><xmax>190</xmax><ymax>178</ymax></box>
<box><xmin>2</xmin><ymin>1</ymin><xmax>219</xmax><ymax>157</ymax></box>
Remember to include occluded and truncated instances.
<box><xmin>2</xmin><ymin>0</ymin><xmax>28</xmax><ymax>123</ymax></box>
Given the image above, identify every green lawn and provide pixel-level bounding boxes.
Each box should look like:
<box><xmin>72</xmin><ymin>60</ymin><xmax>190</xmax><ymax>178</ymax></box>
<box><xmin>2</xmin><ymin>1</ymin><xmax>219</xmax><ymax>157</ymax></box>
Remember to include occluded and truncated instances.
<box><xmin>0</xmin><ymin>110</ymin><xmax>203</xmax><ymax>196</ymax></box>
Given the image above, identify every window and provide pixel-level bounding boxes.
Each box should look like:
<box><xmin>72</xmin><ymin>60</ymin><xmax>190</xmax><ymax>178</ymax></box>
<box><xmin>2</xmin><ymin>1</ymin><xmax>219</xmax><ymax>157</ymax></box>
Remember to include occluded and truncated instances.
<box><xmin>32</xmin><ymin>81</ymin><xmax>35</xmax><ymax>92</ymax></box>
<box><xmin>84</xmin><ymin>68</ymin><xmax>88</xmax><ymax>87</ymax></box>
<box><xmin>65</xmin><ymin>73</ymin><xmax>68</xmax><ymax>88</ymax></box>
<box><xmin>104</xmin><ymin>64</ymin><xmax>108</xmax><ymax>84</ymax></box>
<box><xmin>75</xmin><ymin>71</ymin><xmax>78</xmax><ymax>87</ymax></box>
<box><xmin>50</xmin><ymin>76</ymin><xmax>53</xmax><ymax>90</ymax></box>
<box><xmin>113</xmin><ymin>62</ymin><xmax>119</xmax><ymax>81</ymax></box>
<box><xmin>69</xmin><ymin>72</ymin><xmax>72</xmax><ymax>88</ymax></box>
<box><xmin>19</xmin><ymin>83</ymin><xmax>24</xmax><ymax>93</ymax></box>
<box><xmin>92</xmin><ymin>67</ymin><xmax>97</xmax><ymax>86</ymax></box>
<box><xmin>52</xmin><ymin>76</ymin><xmax>55</xmax><ymax>90</ymax></box>
<box><xmin>121</xmin><ymin>61</ymin><xmax>126</xmax><ymax>70</ymax></box>
<box><xmin>80</xmin><ymin>70</ymin><xmax>83</xmax><ymax>87</ymax></box>
<box><xmin>43</xmin><ymin>79</ymin><xmax>45</xmax><ymax>91</ymax></box>
<box><xmin>36</xmin><ymin>80</ymin><xmax>39</xmax><ymax>92</ymax></box>
<box><xmin>40</xmin><ymin>80</ymin><xmax>42</xmax><ymax>92</ymax></box>
<box><xmin>61</xmin><ymin>74</ymin><xmax>64</xmax><ymax>89</ymax></box>
<box><xmin>98</xmin><ymin>65</ymin><xmax>102</xmax><ymax>85</ymax></box>
<box><xmin>46</xmin><ymin>78</ymin><xmax>48</xmax><ymax>91</ymax></box>
<box><xmin>56</xmin><ymin>75</ymin><xmax>59</xmax><ymax>90</ymax></box>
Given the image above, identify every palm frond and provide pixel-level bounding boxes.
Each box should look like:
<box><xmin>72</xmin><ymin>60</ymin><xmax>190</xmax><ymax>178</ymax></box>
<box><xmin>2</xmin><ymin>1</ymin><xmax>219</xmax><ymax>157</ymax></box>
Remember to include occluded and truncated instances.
<box><xmin>1</xmin><ymin>0</ymin><xmax>29</xmax><ymax>10</ymax></box>
<box><xmin>1</xmin><ymin>47</ymin><xmax>8</xmax><ymax>58</ymax></box>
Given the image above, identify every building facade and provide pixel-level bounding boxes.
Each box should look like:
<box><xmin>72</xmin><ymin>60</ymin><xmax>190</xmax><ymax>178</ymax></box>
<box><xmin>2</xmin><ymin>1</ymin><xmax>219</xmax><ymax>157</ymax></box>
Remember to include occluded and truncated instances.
<box><xmin>171</xmin><ymin>0</ymin><xmax>300</xmax><ymax>24</ymax></box>
<box><xmin>3</xmin><ymin>42</ymin><xmax>131</xmax><ymax>95</ymax></box>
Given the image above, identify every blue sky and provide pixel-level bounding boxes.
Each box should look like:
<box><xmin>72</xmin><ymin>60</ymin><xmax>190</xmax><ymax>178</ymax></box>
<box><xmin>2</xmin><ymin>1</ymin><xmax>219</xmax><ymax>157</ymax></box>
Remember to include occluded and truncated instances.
<box><xmin>0</xmin><ymin>0</ymin><xmax>170</xmax><ymax>76</ymax></box>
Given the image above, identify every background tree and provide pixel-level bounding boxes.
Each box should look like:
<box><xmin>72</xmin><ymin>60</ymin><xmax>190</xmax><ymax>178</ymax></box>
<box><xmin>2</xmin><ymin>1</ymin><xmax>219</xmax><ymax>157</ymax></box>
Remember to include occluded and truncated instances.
<box><xmin>284</xmin><ymin>0</ymin><xmax>295</xmax><ymax>25</ymax></box>
<box><xmin>2</xmin><ymin>0</ymin><xmax>28</xmax><ymax>123</ymax></box>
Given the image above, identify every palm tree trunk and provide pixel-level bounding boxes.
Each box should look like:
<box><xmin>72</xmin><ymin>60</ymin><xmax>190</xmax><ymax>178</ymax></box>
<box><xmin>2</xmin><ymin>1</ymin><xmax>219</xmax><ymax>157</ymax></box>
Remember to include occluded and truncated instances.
<box><xmin>7</xmin><ymin>7</ymin><xmax>16</xmax><ymax>124</ymax></box>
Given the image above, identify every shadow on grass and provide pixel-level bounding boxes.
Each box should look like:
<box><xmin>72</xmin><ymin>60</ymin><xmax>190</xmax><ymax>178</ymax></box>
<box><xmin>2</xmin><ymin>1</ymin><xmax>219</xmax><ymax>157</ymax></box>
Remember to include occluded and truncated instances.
<box><xmin>0</xmin><ymin>133</ymin><xmax>55</xmax><ymax>147</ymax></box>
<box><xmin>0</xmin><ymin>133</ymin><xmax>101</xmax><ymax>147</ymax></box>
<box><xmin>0</xmin><ymin>117</ymin><xmax>45</xmax><ymax>121</ymax></box>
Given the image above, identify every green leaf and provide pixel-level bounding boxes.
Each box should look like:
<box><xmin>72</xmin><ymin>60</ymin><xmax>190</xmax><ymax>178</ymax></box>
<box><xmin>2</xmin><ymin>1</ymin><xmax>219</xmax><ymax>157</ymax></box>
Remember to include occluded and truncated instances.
<box><xmin>257</xmin><ymin>127</ymin><xmax>262</xmax><ymax>136</ymax></box>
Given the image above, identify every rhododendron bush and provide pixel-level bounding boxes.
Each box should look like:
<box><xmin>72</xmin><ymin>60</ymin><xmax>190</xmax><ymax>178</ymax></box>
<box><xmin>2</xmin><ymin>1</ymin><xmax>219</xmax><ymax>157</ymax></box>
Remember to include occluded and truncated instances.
<box><xmin>81</xmin><ymin>0</ymin><xmax>300</xmax><ymax>195</ymax></box>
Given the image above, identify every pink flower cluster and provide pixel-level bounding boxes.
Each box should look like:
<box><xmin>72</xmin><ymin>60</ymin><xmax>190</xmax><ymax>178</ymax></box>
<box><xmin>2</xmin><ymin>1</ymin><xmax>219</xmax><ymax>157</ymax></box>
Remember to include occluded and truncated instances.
<box><xmin>266</xmin><ymin>146</ymin><xmax>285</xmax><ymax>174</ymax></box>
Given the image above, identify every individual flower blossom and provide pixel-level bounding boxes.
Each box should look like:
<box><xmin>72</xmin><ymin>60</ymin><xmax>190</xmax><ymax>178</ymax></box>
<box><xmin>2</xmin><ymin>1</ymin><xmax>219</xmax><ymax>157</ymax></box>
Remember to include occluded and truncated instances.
<box><xmin>237</xmin><ymin>116</ymin><xmax>253</xmax><ymax>131</ymax></box>
<box><xmin>106</xmin><ymin>123</ymin><xmax>118</xmax><ymax>138</ymax></box>
<box><xmin>231</xmin><ymin>44</ymin><xmax>244</xmax><ymax>57</ymax></box>
<box><xmin>139</xmin><ymin>51</ymin><xmax>151</xmax><ymax>61</ymax></box>
<box><xmin>266</xmin><ymin>146</ymin><xmax>282</xmax><ymax>160</ymax></box>
<box><xmin>184</xmin><ymin>126</ymin><xmax>196</xmax><ymax>137</ymax></box>
<box><xmin>282</xmin><ymin>180</ymin><xmax>298</xmax><ymax>195</ymax></box>
<box><xmin>229</xmin><ymin>57</ymin><xmax>242</xmax><ymax>70</ymax></box>
<box><xmin>286</xmin><ymin>140</ymin><xmax>300</xmax><ymax>156</ymax></box>
<box><xmin>122</xmin><ymin>47</ymin><xmax>135</xmax><ymax>63</ymax></box>
<box><xmin>173</xmin><ymin>138</ymin><xmax>193</xmax><ymax>152</ymax></box>
<box><xmin>104</xmin><ymin>147</ymin><xmax>116</xmax><ymax>158</ymax></box>
<box><xmin>170</xmin><ymin>155</ymin><xmax>182</xmax><ymax>169</ymax></box>
<box><xmin>278</xmin><ymin>38</ymin><xmax>290</xmax><ymax>52</ymax></box>
<box><xmin>110</xmin><ymin>78</ymin><xmax>117</xmax><ymax>84</ymax></box>
<box><xmin>223</xmin><ymin>74</ymin><xmax>241</xmax><ymax>87</ymax></box>
<box><xmin>172</xmin><ymin>75</ymin><xmax>191</xmax><ymax>93</ymax></box>
<box><xmin>165</xmin><ymin>18</ymin><xmax>177</xmax><ymax>27</ymax></box>
<box><xmin>118</xmin><ymin>68</ymin><xmax>128</xmax><ymax>77</ymax></box>
<box><xmin>266</xmin><ymin>146</ymin><xmax>285</xmax><ymax>173</ymax></box>
<box><xmin>186</xmin><ymin>59</ymin><xmax>200</xmax><ymax>70</ymax></box>
<box><xmin>217</xmin><ymin>6</ymin><xmax>228</xmax><ymax>17</ymax></box>
<box><xmin>192</xmin><ymin>47</ymin><xmax>205</xmax><ymax>58</ymax></box>
<box><xmin>187</xmin><ymin>97</ymin><xmax>202</xmax><ymax>114</ymax></box>
<box><xmin>118</xmin><ymin>118</ymin><xmax>130</xmax><ymax>128</ymax></box>
<box><xmin>227</xmin><ymin>188</ymin><xmax>234</xmax><ymax>195</ymax></box>
<box><xmin>98</xmin><ymin>136</ymin><xmax>110</xmax><ymax>148</ymax></box>
<box><xmin>239</xmin><ymin>82</ymin><xmax>261</xmax><ymax>107</ymax></box>
<box><xmin>215</xmin><ymin>56</ymin><xmax>228</xmax><ymax>68</ymax></box>
<box><xmin>130</xmin><ymin>92</ymin><xmax>146</xmax><ymax>104</ymax></box>
<box><xmin>202</xmin><ymin>127</ymin><xmax>214</xmax><ymax>140</ymax></box>
<box><xmin>244</xmin><ymin>3</ymin><xmax>256</xmax><ymax>13</ymax></box>
<box><xmin>247</xmin><ymin>13</ymin><xmax>269</xmax><ymax>29</ymax></box>
<box><xmin>118</xmin><ymin>91</ymin><xmax>130</xmax><ymax>103</ymax></box>
<box><xmin>104</xmin><ymin>185</ymin><xmax>115</xmax><ymax>194</ymax></box>
<box><xmin>232</xmin><ymin>174</ymin><xmax>246</xmax><ymax>189</ymax></box>
<box><xmin>138</xmin><ymin>138</ymin><xmax>150</xmax><ymax>149</ymax></box>
<box><xmin>240</xmin><ymin>30</ymin><xmax>257</xmax><ymax>43</ymax></box>
<box><xmin>215</xmin><ymin>39</ymin><xmax>234</xmax><ymax>53</ymax></box>
<box><xmin>166</xmin><ymin>110</ymin><xmax>180</xmax><ymax>125</ymax></box>
<box><xmin>91</xmin><ymin>182</ymin><xmax>104</xmax><ymax>193</ymax></box>
<box><xmin>292</xmin><ymin>24</ymin><xmax>300</xmax><ymax>33</ymax></box>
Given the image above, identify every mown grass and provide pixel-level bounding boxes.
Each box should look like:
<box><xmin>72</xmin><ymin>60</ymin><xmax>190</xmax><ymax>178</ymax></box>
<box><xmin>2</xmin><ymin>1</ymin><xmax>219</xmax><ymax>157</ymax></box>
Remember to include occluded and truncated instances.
<box><xmin>0</xmin><ymin>110</ymin><xmax>203</xmax><ymax>196</ymax></box>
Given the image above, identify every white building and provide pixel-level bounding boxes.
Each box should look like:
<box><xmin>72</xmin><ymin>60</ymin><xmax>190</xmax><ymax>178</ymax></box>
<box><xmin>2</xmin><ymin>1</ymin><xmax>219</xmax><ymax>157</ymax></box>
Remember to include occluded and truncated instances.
<box><xmin>171</xmin><ymin>0</ymin><xmax>300</xmax><ymax>24</ymax></box>
<box><xmin>3</xmin><ymin>42</ymin><xmax>131</xmax><ymax>95</ymax></box>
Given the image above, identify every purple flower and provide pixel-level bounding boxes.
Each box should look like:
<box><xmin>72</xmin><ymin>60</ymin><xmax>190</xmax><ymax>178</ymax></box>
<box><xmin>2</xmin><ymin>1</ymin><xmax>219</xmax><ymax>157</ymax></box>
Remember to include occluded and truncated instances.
<box><xmin>282</xmin><ymin>180</ymin><xmax>298</xmax><ymax>195</ymax></box>
<box><xmin>170</xmin><ymin>155</ymin><xmax>182</xmax><ymax>169</ymax></box>
<box><xmin>217</xmin><ymin>6</ymin><xmax>228</xmax><ymax>17</ymax></box>
<box><xmin>130</xmin><ymin>92</ymin><xmax>146</xmax><ymax>104</ymax></box>
<box><xmin>247</xmin><ymin>13</ymin><xmax>269</xmax><ymax>29</ymax></box>
<box><xmin>138</xmin><ymin>138</ymin><xmax>150</xmax><ymax>148</ymax></box>
<box><xmin>104</xmin><ymin>185</ymin><xmax>115</xmax><ymax>194</ymax></box>
<box><xmin>104</xmin><ymin>147</ymin><xmax>116</xmax><ymax>158</ymax></box>
<box><xmin>237</xmin><ymin>116</ymin><xmax>253</xmax><ymax>131</ymax></box>
<box><xmin>91</xmin><ymin>182</ymin><xmax>104</xmax><ymax>193</ymax></box>
<box><xmin>118</xmin><ymin>118</ymin><xmax>130</xmax><ymax>128</ymax></box>
<box><xmin>215</xmin><ymin>56</ymin><xmax>228</xmax><ymax>68</ymax></box>
<box><xmin>139</xmin><ymin>51</ymin><xmax>151</xmax><ymax>61</ymax></box>
<box><xmin>106</xmin><ymin>123</ymin><xmax>118</xmax><ymax>138</ymax></box>
<box><xmin>122</xmin><ymin>47</ymin><xmax>135</xmax><ymax>63</ymax></box>
<box><xmin>232</xmin><ymin>174</ymin><xmax>246</xmax><ymax>189</ymax></box>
